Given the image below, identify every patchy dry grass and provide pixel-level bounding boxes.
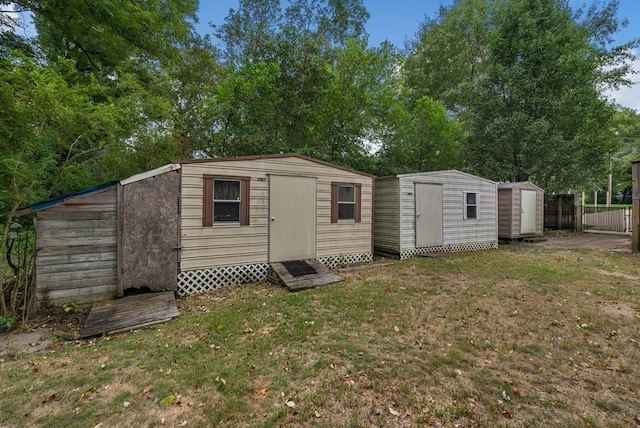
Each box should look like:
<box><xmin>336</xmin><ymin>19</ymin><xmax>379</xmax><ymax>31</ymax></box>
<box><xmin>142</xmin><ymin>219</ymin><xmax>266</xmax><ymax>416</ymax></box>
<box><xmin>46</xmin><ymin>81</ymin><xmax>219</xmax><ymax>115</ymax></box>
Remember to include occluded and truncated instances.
<box><xmin>1</xmin><ymin>245</ymin><xmax>640</xmax><ymax>427</ymax></box>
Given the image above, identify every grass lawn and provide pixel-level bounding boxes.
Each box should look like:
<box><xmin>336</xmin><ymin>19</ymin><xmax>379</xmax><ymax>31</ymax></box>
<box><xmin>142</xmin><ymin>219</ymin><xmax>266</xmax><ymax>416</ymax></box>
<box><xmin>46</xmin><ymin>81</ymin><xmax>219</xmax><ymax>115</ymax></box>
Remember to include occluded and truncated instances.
<box><xmin>1</xmin><ymin>244</ymin><xmax>640</xmax><ymax>427</ymax></box>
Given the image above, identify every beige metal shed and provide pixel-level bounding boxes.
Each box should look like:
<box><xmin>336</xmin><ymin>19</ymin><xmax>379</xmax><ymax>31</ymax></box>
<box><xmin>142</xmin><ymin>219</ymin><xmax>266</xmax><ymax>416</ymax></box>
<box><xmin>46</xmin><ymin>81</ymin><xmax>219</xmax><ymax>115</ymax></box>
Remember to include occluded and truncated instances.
<box><xmin>497</xmin><ymin>182</ymin><xmax>545</xmax><ymax>239</ymax></box>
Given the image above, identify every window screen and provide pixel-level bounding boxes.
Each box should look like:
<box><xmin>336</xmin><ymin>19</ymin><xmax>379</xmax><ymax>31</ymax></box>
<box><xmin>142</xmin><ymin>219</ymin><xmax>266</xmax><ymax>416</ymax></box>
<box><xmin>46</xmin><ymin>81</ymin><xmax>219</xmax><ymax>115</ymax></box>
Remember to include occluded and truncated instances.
<box><xmin>331</xmin><ymin>182</ymin><xmax>361</xmax><ymax>223</ymax></box>
<box><xmin>214</xmin><ymin>180</ymin><xmax>241</xmax><ymax>222</ymax></box>
<box><xmin>465</xmin><ymin>192</ymin><xmax>477</xmax><ymax>219</ymax></box>
<box><xmin>338</xmin><ymin>185</ymin><xmax>356</xmax><ymax>220</ymax></box>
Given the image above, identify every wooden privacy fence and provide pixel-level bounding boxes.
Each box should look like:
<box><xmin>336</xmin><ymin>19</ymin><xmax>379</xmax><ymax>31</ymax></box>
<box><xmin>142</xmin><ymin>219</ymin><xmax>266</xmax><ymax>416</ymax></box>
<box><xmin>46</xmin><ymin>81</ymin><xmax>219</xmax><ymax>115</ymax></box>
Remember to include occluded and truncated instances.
<box><xmin>544</xmin><ymin>194</ymin><xmax>578</xmax><ymax>231</ymax></box>
<box><xmin>582</xmin><ymin>208</ymin><xmax>632</xmax><ymax>233</ymax></box>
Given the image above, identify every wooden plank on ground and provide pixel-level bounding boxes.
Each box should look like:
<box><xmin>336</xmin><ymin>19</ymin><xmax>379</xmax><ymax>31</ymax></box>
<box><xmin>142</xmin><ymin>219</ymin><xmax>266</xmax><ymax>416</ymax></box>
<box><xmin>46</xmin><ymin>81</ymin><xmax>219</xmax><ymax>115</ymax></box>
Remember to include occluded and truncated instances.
<box><xmin>270</xmin><ymin>259</ymin><xmax>341</xmax><ymax>291</ymax></box>
<box><xmin>79</xmin><ymin>291</ymin><xmax>179</xmax><ymax>338</ymax></box>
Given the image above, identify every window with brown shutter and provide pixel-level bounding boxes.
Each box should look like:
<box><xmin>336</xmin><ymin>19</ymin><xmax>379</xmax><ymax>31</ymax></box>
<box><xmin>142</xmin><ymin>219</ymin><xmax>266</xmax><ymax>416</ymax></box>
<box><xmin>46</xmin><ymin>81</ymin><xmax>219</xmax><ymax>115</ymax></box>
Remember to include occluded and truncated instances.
<box><xmin>331</xmin><ymin>182</ymin><xmax>361</xmax><ymax>223</ymax></box>
<box><xmin>203</xmin><ymin>176</ymin><xmax>250</xmax><ymax>226</ymax></box>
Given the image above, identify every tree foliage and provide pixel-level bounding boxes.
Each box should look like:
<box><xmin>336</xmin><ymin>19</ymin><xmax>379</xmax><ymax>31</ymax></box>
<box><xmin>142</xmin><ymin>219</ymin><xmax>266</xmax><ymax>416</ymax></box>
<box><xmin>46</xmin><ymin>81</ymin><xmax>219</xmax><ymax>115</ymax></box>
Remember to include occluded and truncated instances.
<box><xmin>204</xmin><ymin>0</ymin><xmax>399</xmax><ymax>172</ymax></box>
<box><xmin>403</xmin><ymin>0</ymin><xmax>493</xmax><ymax>113</ymax></box>
<box><xmin>406</xmin><ymin>0</ymin><xmax>637</xmax><ymax>194</ymax></box>
<box><xmin>376</xmin><ymin>96</ymin><xmax>464</xmax><ymax>176</ymax></box>
<box><xmin>608</xmin><ymin>108</ymin><xmax>640</xmax><ymax>203</ymax></box>
<box><xmin>30</xmin><ymin>0</ymin><xmax>198</xmax><ymax>75</ymax></box>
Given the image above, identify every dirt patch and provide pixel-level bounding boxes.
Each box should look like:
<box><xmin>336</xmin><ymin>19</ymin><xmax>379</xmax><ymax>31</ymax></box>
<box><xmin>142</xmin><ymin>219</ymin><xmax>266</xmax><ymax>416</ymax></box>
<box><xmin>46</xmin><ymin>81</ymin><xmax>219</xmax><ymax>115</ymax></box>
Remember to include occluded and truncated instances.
<box><xmin>599</xmin><ymin>301</ymin><xmax>638</xmax><ymax>318</ymax></box>
<box><xmin>0</xmin><ymin>329</ymin><xmax>54</xmax><ymax>358</ymax></box>
<box><xmin>0</xmin><ymin>310</ymin><xmax>87</xmax><ymax>358</ymax></box>
<box><xmin>522</xmin><ymin>231</ymin><xmax>631</xmax><ymax>251</ymax></box>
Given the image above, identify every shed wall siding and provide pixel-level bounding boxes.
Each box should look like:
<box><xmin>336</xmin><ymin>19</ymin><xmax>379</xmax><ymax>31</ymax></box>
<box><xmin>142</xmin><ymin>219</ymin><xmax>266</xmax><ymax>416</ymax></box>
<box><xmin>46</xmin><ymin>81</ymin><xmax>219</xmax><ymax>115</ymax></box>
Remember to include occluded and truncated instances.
<box><xmin>35</xmin><ymin>187</ymin><xmax>118</xmax><ymax>308</ymax></box>
<box><xmin>497</xmin><ymin>189</ymin><xmax>516</xmax><ymax>238</ymax></box>
<box><xmin>534</xmin><ymin>189</ymin><xmax>544</xmax><ymax>235</ymax></box>
<box><xmin>180</xmin><ymin>157</ymin><xmax>373</xmax><ymax>270</ymax></box>
<box><xmin>397</xmin><ymin>171</ymin><xmax>497</xmax><ymax>251</ymax></box>
<box><xmin>373</xmin><ymin>177</ymin><xmax>400</xmax><ymax>253</ymax></box>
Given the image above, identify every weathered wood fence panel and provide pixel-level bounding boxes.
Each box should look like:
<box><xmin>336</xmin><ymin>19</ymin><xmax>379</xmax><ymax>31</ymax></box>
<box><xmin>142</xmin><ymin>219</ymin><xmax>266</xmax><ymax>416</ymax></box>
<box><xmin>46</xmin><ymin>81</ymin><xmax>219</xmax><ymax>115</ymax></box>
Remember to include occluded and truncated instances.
<box><xmin>583</xmin><ymin>208</ymin><xmax>632</xmax><ymax>233</ymax></box>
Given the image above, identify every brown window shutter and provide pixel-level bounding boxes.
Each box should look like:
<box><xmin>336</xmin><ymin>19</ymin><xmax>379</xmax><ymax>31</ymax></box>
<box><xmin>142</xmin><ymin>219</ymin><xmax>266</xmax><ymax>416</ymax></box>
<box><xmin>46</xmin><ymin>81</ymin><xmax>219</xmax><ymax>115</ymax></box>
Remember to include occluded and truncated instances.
<box><xmin>331</xmin><ymin>183</ymin><xmax>338</xmax><ymax>223</ymax></box>
<box><xmin>355</xmin><ymin>184</ymin><xmax>362</xmax><ymax>223</ymax></box>
<box><xmin>203</xmin><ymin>177</ymin><xmax>213</xmax><ymax>227</ymax></box>
<box><xmin>241</xmin><ymin>178</ymin><xmax>250</xmax><ymax>226</ymax></box>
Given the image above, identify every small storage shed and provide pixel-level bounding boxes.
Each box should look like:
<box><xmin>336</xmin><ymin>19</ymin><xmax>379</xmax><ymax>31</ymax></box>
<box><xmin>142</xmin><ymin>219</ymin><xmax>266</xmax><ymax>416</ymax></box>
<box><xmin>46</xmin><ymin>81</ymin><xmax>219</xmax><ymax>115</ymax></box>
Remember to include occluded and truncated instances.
<box><xmin>497</xmin><ymin>181</ymin><xmax>545</xmax><ymax>239</ymax></box>
<box><xmin>20</xmin><ymin>154</ymin><xmax>374</xmax><ymax>309</ymax></box>
<box><xmin>18</xmin><ymin>164</ymin><xmax>182</xmax><ymax>309</ymax></box>
<box><xmin>374</xmin><ymin>170</ymin><xmax>498</xmax><ymax>259</ymax></box>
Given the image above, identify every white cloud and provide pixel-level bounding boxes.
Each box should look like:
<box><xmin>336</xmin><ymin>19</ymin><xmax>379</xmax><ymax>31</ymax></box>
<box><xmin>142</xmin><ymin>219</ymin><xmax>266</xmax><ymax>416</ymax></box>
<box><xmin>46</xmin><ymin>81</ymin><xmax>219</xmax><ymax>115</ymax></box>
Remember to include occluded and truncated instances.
<box><xmin>603</xmin><ymin>49</ymin><xmax>640</xmax><ymax>112</ymax></box>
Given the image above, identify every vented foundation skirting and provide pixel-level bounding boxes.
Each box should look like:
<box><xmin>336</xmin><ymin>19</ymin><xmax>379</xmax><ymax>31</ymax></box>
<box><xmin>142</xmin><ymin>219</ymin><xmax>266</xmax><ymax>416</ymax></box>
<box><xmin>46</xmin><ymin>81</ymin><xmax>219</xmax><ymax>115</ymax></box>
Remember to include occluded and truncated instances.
<box><xmin>399</xmin><ymin>241</ymin><xmax>498</xmax><ymax>260</ymax></box>
<box><xmin>176</xmin><ymin>252</ymin><xmax>373</xmax><ymax>296</ymax></box>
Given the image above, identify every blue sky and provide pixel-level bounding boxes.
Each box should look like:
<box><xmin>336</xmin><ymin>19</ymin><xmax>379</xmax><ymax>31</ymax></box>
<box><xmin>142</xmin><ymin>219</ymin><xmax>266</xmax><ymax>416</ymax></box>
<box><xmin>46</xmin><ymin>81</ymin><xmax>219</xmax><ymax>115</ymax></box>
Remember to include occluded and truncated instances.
<box><xmin>195</xmin><ymin>1</ymin><xmax>640</xmax><ymax>110</ymax></box>
<box><xmin>196</xmin><ymin>1</ymin><xmax>637</xmax><ymax>48</ymax></box>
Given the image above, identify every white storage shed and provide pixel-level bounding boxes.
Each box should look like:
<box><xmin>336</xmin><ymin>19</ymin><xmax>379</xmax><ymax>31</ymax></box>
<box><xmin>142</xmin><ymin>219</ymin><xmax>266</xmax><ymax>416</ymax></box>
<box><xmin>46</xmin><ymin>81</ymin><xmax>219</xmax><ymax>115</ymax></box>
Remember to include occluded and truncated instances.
<box><xmin>374</xmin><ymin>170</ymin><xmax>498</xmax><ymax>259</ymax></box>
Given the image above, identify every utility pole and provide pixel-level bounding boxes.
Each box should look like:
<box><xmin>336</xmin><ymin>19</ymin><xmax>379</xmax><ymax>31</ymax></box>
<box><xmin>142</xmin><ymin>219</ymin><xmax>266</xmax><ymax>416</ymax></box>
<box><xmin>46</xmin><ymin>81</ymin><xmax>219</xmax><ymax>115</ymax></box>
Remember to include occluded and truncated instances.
<box><xmin>606</xmin><ymin>172</ymin><xmax>612</xmax><ymax>207</ymax></box>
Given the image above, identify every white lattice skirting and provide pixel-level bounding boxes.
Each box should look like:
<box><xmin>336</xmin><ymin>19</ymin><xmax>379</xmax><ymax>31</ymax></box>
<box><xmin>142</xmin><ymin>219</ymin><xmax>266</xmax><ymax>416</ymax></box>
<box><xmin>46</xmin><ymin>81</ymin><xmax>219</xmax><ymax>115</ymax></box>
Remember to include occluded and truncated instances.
<box><xmin>176</xmin><ymin>252</ymin><xmax>373</xmax><ymax>296</ymax></box>
<box><xmin>177</xmin><ymin>263</ymin><xmax>270</xmax><ymax>296</ymax></box>
<box><xmin>318</xmin><ymin>252</ymin><xmax>373</xmax><ymax>268</ymax></box>
<box><xmin>399</xmin><ymin>241</ymin><xmax>498</xmax><ymax>260</ymax></box>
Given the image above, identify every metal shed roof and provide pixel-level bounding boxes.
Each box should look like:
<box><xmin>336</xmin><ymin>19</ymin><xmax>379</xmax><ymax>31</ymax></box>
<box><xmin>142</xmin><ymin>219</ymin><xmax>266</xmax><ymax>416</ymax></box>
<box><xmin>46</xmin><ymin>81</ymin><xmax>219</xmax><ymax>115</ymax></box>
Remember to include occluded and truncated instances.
<box><xmin>17</xmin><ymin>181</ymin><xmax>118</xmax><ymax>216</ymax></box>
<box><xmin>498</xmin><ymin>181</ymin><xmax>544</xmax><ymax>192</ymax></box>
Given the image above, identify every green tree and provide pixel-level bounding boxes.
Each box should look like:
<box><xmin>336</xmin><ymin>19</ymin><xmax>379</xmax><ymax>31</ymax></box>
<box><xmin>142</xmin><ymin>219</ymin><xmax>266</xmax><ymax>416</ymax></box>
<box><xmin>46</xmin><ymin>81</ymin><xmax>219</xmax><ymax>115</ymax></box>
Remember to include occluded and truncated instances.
<box><xmin>462</xmin><ymin>0</ymin><xmax>633</xmax><ymax>193</ymax></box>
<box><xmin>205</xmin><ymin>0</ymin><xmax>400</xmax><ymax>173</ymax></box>
<box><xmin>29</xmin><ymin>0</ymin><xmax>198</xmax><ymax>76</ymax></box>
<box><xmin>405</xmin><ymin>0</ymin><xmax>637</xmax><ymax>193</ymax></box>
<box><xmin>376</xmin><ymin>96</ymin><xmax>464</xmax><ymax>176</ymax></box>
<box><xmin>203</xmin><ymin>61</ymin><xmax>284</xmax><ymax>157</ymax></box>
<box><xmin>168</xmin><ymin>34</ymin><xmax>222</xmax><ymax>157</ymax></box>
<box><xmin>313</xmin><ymin>38</ymin><xmax>399</xmax><ymax>171</ymax></box>
<box><xmin>403</xmin><ymin>0</ymin><xmax>493</xmax><ymax>113</ymax></box>
<box><xmin>609</xmin><ymin>108</ymin><xmax>640</xmax><ymax>203</ymax></box>
<box><xmin>214</xmin><ymin>0</ymin><xmax>282</xmax><ymax>65</ymax></box>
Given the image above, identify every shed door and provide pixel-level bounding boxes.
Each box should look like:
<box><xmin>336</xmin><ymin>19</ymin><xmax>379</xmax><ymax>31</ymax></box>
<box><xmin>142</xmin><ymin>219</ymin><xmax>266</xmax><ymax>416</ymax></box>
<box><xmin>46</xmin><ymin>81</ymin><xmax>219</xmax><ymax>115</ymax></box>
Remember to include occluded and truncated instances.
<box><xmin>120</xmin><ymin>172</ymin><xmax>179</xmax><ymax>293</ymax></box>
<box><xmin>520</xmin><ymin>189</ymin><xmax>537</xmax><ymax>234</ymax></box>
<box><xmin>269</xmin><ymin>175</ymin><xmax>317</xmax><ymax>262</ymax></box>
<box><xmin>415</xmin><ymin>183</ymin><xmax>443</xmax><ymax>247</ymax></box>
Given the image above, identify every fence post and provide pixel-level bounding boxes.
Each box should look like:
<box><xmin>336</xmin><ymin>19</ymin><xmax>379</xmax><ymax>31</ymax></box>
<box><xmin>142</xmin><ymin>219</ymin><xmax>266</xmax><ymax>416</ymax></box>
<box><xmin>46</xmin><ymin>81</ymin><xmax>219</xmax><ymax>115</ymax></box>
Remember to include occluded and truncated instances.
<box><xmin>632</xmin><ymin>161</ymin><xmax>640</xmax><ymax>253</ymax></box>
<box><xmin>574</xmin><ymin>192</ymin><xmax>582</xmax><ymax>232</ymax></box>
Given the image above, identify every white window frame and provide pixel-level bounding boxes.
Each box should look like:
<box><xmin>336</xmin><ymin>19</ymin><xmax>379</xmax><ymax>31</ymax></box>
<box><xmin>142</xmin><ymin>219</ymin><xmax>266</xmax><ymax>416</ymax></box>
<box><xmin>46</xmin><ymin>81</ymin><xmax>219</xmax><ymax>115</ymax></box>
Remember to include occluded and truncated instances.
<box><xmin>464</xmin><ymin>192</ymin><xmax>478</xmax><ymax>220</ymax></box>
<box><xmin>338</xmin><ymin>184</ymin><xmax>356</xmax><ymax>221</ymax></box>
